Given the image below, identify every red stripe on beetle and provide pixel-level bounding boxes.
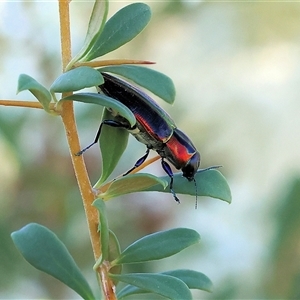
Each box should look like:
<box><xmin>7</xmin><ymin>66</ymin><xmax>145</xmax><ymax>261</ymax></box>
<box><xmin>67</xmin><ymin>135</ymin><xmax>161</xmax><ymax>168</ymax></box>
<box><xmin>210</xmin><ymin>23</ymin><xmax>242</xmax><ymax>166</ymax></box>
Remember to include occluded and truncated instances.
<box><xmin>165</xmin><ymin>134</ymin><xmax>195</xmax><ymax>166</ymax></box>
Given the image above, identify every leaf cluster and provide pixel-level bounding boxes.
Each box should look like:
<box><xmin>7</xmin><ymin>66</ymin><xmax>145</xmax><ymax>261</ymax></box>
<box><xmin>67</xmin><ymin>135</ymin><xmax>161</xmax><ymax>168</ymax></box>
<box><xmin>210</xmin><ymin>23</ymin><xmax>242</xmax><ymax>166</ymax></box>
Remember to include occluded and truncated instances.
<box><xmin>17</xmin><ymin>1</ymin><xmax>231</xmax><ymax>204</ymax></box>
<box><xmin>11</xmin><ymin>202</ymin><xmax>213</xmax><ymax>299</ymax></box>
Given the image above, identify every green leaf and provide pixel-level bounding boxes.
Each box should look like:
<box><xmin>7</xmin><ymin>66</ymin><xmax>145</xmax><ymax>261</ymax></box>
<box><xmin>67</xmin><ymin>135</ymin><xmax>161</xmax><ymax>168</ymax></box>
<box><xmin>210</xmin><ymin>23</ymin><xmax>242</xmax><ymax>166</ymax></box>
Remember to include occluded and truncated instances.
<box><xmin>144</xmin><ymin>169</ymin><xmax>232</xmax><ymax>203</ymax></box>
<box><xmin>94</xmin><ymin>109</ymin><xmax>129</xmax><ymax>187</ymax></box>
<box><xmin>99</xmin><ymin>65</ymin><xmax>176</xmax><ymax>104</ymax></box>
<box><xmin>97</xmin><ymin>173</ymin><xmax>168</xmax><ymax>201</ymax></box>
<box><xmin>117</xmin><ymin>284</ymin><xmax>147</xmax><ymax>299</ymax></box>
<box><xmin>93</xmin><ymin>199</ymin><xmax>109</xmax><ymax>261</ymax></box>
<box><xmin>50</xmin><ymin>67</ymin><xmax>104</xmax><ymax>93</ymax></box>
<box><xmin>107</xmin><ymin>230</ymin><xmax>122</xmax><ymax>284</ymax></box>
<box><xmin>111</xmin><ymin>273</ymin><xmax>192</xmax><ymax>300</ymax></box>
<box><xmin>86</xmin><ymin>3</ymin><xmax>151</xmax><ymax>60</ymax></box>
<box><xmin>11</xmin><ymin>223</ymin><xmax>94</xmax><ymax>300</ymax></box>
<box><xmin>71</xmin><ymin>0</ymin><xmax>109</xmax><ymax>64</ymax></box>
<box><xmin>108</xmin><ymin>230</ymin><xmax>121</xmax><ymax>264</ymax></box>
<box><xmin>17</xmin><ymin>74</ymin><xmax>51</xmax><ymax>112</ymax></box>
<box><xmin>113</xmin><ymin>228</ymin><xmax>200</xmax><ymax>265</ymax></box>
<box><xmin>60</xmin><ymin>93</ymin><xmax>136</xmax><ymax>127</ymax></box>
<box><xmin>117</xmin><ymin>269</ymin><xmax>213</xmax><ymax>299</ymax></box>
<box><xmin>163</xmin><ymin>269</ymin><xmax>213</xmax><ymax>292</ymax></box>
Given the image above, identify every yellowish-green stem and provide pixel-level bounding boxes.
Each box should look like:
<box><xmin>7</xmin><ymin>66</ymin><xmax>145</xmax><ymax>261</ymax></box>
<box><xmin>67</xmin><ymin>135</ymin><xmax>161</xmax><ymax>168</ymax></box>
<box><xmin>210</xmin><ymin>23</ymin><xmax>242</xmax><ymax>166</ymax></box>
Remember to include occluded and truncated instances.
<box><xmin>58</xmin><ymin>1</ymin><xmax>116</xmax><ymax>299</ymax></box>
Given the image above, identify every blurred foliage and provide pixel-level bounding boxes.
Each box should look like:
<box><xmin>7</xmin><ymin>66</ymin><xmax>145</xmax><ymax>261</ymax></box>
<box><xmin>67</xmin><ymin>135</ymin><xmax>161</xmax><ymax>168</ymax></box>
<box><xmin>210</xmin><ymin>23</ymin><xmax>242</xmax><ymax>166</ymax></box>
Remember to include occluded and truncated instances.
<box><xmin>205</xmin><ymin>176</ymin><xmax>300</xmax><ymax>300</ymax></box>
<box><xmin>264</xmin><ymin>177</ymin><xmax>300</xmax><ymax>299</ymax></box>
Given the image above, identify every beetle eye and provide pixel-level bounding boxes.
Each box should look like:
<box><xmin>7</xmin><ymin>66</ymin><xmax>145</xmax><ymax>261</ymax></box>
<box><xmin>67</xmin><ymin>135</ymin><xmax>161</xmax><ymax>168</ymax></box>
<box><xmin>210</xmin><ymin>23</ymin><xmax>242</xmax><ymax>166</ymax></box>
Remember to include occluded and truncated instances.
<box><xmin>182</xmin><ymin>152</ymin><xmax>200</xmax><ymax>180</ymax></box>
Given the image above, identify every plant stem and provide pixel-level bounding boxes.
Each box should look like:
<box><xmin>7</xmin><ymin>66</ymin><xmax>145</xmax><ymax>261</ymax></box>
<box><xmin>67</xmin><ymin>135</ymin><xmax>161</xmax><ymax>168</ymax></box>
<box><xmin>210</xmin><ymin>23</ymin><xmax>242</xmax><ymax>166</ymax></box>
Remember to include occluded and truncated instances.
<box><xmin>74</xmin><ymin>59</ymin><xmax>155</xmax><ymax>68</ymax></box>
<box><xmin>58</xmin><ymin>1</ymin><xmax>116</xmax><ymax>299</ymax></box>
<box><xmin>0</xmin><ymin>100</ymin><xmax>44</xmax><ymax>109</ymax></box>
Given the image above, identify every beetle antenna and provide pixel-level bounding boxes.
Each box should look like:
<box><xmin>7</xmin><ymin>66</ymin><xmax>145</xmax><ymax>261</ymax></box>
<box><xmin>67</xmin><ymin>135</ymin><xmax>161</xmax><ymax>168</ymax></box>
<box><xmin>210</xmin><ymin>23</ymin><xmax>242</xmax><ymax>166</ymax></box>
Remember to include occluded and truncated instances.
<box><xmin>193</xmin><ymin>178</ymin><xmax>198</xmax><ymax>209</ymax></box>
<box><xmin>193</xmin><ymin>165</ymin><xmax>221</xmax><ymax>209</ymax></box>
<box><xmin>198</xmin><ymin>165</ymin><xmax>222</xmax><ymax>172</ymax></box>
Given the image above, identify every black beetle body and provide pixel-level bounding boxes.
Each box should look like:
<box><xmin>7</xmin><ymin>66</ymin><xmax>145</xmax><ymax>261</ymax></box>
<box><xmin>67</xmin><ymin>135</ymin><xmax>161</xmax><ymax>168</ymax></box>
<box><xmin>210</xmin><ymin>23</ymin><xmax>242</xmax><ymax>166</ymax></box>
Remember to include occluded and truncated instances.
<box><xmin>79</xmin><ymin>72</ymin><xmax>201</xmax><ymax>202</ymax></box>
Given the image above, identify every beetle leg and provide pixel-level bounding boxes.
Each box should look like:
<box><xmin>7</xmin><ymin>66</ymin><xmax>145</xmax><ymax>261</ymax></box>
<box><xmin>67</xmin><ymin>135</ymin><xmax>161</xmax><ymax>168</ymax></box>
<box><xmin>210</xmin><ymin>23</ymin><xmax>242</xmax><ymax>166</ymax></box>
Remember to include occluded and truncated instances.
<box><xmin>123</xmin><ymin>148</ymin><xmax>150</xmax><ymax>176</ymax></box>
<box><xmin>76</xmin><ymin>120</ymin><xmax>131</xmax><ymax>156</ymax></box>
<box><xmin>161</xmin><ymin>159</ymin><xmax>180</xmax><ymax>203</ymax></box>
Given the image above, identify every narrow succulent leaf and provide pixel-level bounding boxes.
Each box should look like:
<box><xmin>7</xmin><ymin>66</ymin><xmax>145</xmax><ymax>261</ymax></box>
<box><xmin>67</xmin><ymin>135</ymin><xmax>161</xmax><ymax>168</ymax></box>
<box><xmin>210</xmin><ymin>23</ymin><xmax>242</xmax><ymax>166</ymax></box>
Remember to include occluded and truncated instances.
<box><xmin>17</xmin><ymin>74</ymin><xmax>51</xmax><ymax>112</ymax></box>
<box><xmin>99</xmin><ymin>65</ymin><xmax>175</xmax><ymax>104</ymax></box>
<box><xmin>11</xmin><ymin>223</ymin><xmax>94</xmax><ymax>299</ymax></box>
<box><xmin>111</xmin><ymin>273</ymin><xmax>192</xmax><ymax>300</ymax></box>
<box><xmin>93</xmin><ymin>199</ymin><xmax>109</xmax><ymax>261</ymax></box>
<box><xmin>113</xmin><ymin>228</ymin><xmax>200</xmax><ymax>265</ymax></box>
<box><xmin>117</xmin><ymin>269</ymin><xmax>213</xmax><ymax>298</ymax></box>
<box><xmin>94</xmin><ymin>109</ymin><xmax>129</xmax><ymax>187</ymax></box>
<box><xmin>86</xmin><ymin>3</ymin><xmax>151</xmax><ymax>60</ymax></box>
<box><xmin>72</xmin><ymin>0</ymin><xmax>109</xmax><ymax>63</ymax></box>
<box><xmin>97</xmin><ymin>173</ymin><xmax>168</xmax><ymax>201</ymax></box>
<box><xmin>163</xmin><ymin>269</ymin><xmax>213</xmax><ymax>292</ymax></box>
<box><xmin>60</xmin><ymin>93</ymin><xmax>136</xmax><ymax>127</ymax></box>
<box><xmin>144</xmin><ymin>169</ymin><xmax>232</xmax><ymax>203</ymax></box>
<box><xmin>50</xmin><ymin>67</ymin><xmax>104</xmax><ymax>93</ymax></box>
<box><xmin>84</xmin><ymin>0</ymin><xmax>109</xmax><ymax>46</ymax></box>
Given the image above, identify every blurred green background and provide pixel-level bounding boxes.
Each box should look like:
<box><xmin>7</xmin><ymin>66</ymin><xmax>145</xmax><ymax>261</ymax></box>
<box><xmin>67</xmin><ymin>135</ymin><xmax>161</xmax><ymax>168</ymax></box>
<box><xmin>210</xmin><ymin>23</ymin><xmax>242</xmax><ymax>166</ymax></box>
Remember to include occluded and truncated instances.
<box><xmin>1</xmin><ymin>1</ymin><xmax>300</xmax><ymax>299</ymax></box>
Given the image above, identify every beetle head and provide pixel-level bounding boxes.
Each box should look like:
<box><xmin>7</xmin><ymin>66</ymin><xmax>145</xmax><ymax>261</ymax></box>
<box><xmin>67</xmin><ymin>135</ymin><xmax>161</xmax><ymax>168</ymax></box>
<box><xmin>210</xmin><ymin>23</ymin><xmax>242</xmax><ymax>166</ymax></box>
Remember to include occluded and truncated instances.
<box><xmin>182</xmin><ymin>151</ymin><xmax>200</xmax><ymax>181</ymax></box>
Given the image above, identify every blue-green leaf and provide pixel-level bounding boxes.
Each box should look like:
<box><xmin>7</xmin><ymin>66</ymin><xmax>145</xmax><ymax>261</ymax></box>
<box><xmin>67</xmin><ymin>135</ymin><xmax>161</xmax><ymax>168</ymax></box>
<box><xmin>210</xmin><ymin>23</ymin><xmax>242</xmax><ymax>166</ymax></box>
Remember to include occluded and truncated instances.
<box><xmin>17</xmin><ymin>74</ymin><xmax>51</xmax><ymax>112</ymax></box>
<box><xmin>11</xmin><ymin>223</ymin><xmax>94</xmax><ymax>300</ymax></box>
<box><xmin>117</xmin><ymin>269</ymin><xmax>213</xmax><ymax>299</ymax></box>
<box><xmin>113</xmin><ymin>228</ymin><xmax>200</xmax><ymax>265</ymax></box>
<box><xmin>117</xmin><ymin>284</ymin><xmax>146</xmax><ymax>299</ymax></box>
<box><xmin>60</xmin><ymin>93</ymin><xmax>136</xmax><ymax>127</ymax></box>
<box><xmin>71</xmin><ymin>0</ymin><xmax>109</xmax><ymax>64</ymax></box>
<box><xmin>86</xmin><ymin>3</ymin><xmax>151</xmax><ymax>60</ymax></box>
<box><xmin>50</xmin><ymin>67</ymin><xmax>104</xmax><ymax>93</ymax></box>
<box><xmin>99</xmin><ymin>65</ymin><xmax>175</xmax><ymax>104</ymax></box>
<box><xmin>145</xmin><ymin>169</ymin><xmax>232</xmax><ymax>203</ymax></box>
<box><xmin>163</xmin><ymin>269</ymin><xmax>213</xmax><ymax>292</ymax></box>
<box><xmin>112</xmin><ymin>273</ymin><xmax>192</xmax><ymax>300</ymax></box>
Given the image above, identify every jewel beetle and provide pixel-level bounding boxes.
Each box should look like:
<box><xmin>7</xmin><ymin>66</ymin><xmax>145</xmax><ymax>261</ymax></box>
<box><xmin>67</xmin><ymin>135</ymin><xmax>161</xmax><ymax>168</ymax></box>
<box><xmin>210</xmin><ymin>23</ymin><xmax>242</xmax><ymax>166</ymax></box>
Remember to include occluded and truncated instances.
<box><xmin>78</xmin><ymin>72</ymin><xmax>202</xmax><ymax>203</ymax></box>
